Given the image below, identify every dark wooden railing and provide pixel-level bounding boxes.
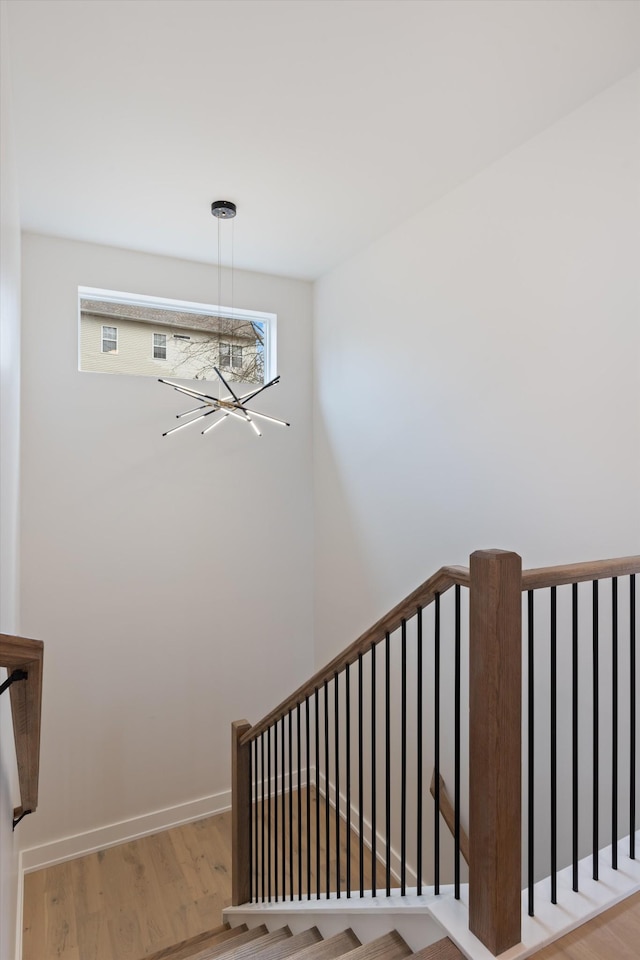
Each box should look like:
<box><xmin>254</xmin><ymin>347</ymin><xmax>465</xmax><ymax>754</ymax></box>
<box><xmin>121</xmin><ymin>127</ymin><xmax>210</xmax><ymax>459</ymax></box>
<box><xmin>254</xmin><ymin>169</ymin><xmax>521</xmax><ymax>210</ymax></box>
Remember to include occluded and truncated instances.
<box><xmin>236</xmin><ymin>564</ymin><xmax>470</xmax><ymax>910</ymax></box>
<box><xmin>0</xmin><ymin>633</ymin><xmax>44</xmax><ymax>825</ymax></box>
<box><xmin>243</xmin><ymin>565</ymin><xmax>470</xmax><ymax>744</ymax></box>
<box><xmin>519</xmin><ymin>557</ymin><xmax>639</xmax><ymax>924</ymax></box>
<box><xmin>232</xmin><ymin>550</ymin><xmax>639</xmax><ymax>957</ymax></box>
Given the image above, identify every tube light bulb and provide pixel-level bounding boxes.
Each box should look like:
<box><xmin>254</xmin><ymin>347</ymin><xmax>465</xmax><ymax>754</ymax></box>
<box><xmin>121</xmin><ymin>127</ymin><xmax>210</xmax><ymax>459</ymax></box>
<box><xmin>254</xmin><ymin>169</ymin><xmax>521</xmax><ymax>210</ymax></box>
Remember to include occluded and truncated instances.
<box><xmin>177</xmin><ymin>404</ymin><xmax>212</xmax><ymax>419</ymax></box>
<box><xmin>202</xmin><ymin>413</ymin><xmax>229</xmax><ymax>435</ymax></box>
<box><xmin>163</xmin><ymin>412</ymin><xmax>210</xmax><ymax>436</ymax></box>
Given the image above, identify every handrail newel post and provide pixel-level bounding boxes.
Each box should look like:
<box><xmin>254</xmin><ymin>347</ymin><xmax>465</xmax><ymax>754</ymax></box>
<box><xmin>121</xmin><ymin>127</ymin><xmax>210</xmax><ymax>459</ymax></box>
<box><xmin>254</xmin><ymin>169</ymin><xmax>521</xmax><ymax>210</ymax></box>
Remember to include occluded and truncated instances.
<box><xmin>231</xmin><ymin>719</ymin><xmax>252</xmax><ymax>906</ymax></box>
<box><xmin>469</xmin><ymin>549</ymin><xmax>522</xmax><ymax>955</ymax></box>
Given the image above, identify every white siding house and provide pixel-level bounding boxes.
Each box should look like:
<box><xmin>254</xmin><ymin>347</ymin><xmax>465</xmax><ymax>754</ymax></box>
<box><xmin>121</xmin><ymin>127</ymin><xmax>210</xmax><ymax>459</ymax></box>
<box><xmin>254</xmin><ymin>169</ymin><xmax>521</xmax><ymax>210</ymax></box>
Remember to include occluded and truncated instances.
<box><xmin>80</xmin><ymin>299</ymin><xmax>265</xmax><ymax>383</ymax></box>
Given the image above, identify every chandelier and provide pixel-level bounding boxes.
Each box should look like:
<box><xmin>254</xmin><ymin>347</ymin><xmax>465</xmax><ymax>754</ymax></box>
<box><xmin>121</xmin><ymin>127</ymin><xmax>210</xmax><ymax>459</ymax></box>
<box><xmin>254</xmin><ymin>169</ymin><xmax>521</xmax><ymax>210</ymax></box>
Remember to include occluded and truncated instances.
<box><xmin>159</xmin><ymin>201</ymin><xmax>289</xmax><ymax>439</ymax></box>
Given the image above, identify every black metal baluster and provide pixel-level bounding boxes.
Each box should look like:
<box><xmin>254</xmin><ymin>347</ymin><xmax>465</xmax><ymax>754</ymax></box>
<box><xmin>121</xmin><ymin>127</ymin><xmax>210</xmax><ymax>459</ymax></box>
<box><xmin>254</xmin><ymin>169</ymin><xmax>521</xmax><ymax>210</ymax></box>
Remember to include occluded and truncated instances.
<box><xmin>261</xmin><ymin>731</ymin><xmax>265</xmax><ymax>902</ymax></box>
<box><xmin>334</xmin><ymin>673</ymin><xmax>340</xmax><ymax>898</ymax></box>
<box><xmin>289</xmin><ymin>708</ymin><xmax>294</xmax><ymax>899</ymax></box>
<box><xmin>572</xmin><ymin>582</ymin><xmax>579</xmax><ymax>892</ymax></box>
<box><xmin>253</xmin><ymin>739</ymin><xmax>259</xmax><ymax>901</ymax></box>
<box><xmin>345</xmin><ymin>663</ymin><xmax>351</xmax><ymax>898</ymax></box>
<box><xmin>324</xmin><ymin>679</ymin><xmax>330</xmax><ymax>897</ymax></box>
<box><xmin>417</xmin><ymin>606</ymin><xmax>423</xmax><ymax>897</ymax></box>
<box><xmin>454</xmin><ymin>585</ymin><xmax>461</xmax><ymax>900</ymax></box>
<box><xmin>612</xmin><ymin>577</ymin><xmax>618</xmax><ymax>870</ymax></box>
<box><xmin>401</xmin><ymin>618</ymin><xmax>407</xmax><ymax>896</ymax></box>
<box><xmin>550</xmin><ymin>586</ymin><xmax>557</xmax><ymax>905</ymax></box>
<box><xmin>315</xmin><ymin>689</ymin><xmax>321</xmax><ymax>898</ymax></box>
<box><xmin>434</xmin><ymin>592</ymin><xmax>440</xmax><ymax>896</ymax></box>
<box><xmin>631</xmin><ymin>575</ymin><xmax>637</xmax><ymax>860</ymax></box>
<box><xmin>268</xmin><ymin>726</ymin><xmax>272</xmax><ymax>901</ymax></box>
<box><xmin>274</xmin><ymin>720</ymin><xmax>278</xmax><ymax>902</ymax></box>
<box><xmin>385</xmin><ymin>630</ymin><xmax>391</xmax><ymax>897</ymax></box>
<box><xmin>281</xmin><ymin>713</ymin><xmax>286</xmax><ymax>899</ymax></box>
<box><xmin>528</xmin><ymin>590</ymin><xmax>534</xmax><ymax>917</ymax></box>
<box><xmin>297</xmin><ymin>702</ymin><xmax>302</xmax><ymax>899</ymax></box>
<box><xmin>358</xmin><ymin>652</ymin><xmax>364</xmax><ymax>897</ymax></box>
<box><xmin>593</xmin><ymin>580</ymin><xmax>599</xmax><ymax>881</ymax></box>
<box><xmin>371</xmin><ymin>641</ymin><xmax>377</xmax><ymax>897</ymax></box>
<box><xmin>306</xmin><ymin>696</ymin><xmax>311</xmax><ymax>899</ymax></box>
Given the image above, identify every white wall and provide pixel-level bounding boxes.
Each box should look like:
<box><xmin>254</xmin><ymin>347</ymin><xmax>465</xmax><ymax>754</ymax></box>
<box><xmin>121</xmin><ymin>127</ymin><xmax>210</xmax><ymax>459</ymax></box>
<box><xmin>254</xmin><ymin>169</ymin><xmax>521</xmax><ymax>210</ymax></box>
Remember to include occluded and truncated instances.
<box><xmin>18</xmin><ymin>234</ymin><xmax>314</xmax><ymax>858</ymax></box>
<box><xmin>0</xmin><ymin>0</ymin><xmax>23</xmax><ymax>954</ymax></box>
<box><xmin>313</xmin><ymin>72</ymin><xmax>640</xmax><ymax>883</ymax></box>
<box><xmin>314</xmin><ymin>70</ymin><xmax>640</xmax><ymax>662</ymax></box>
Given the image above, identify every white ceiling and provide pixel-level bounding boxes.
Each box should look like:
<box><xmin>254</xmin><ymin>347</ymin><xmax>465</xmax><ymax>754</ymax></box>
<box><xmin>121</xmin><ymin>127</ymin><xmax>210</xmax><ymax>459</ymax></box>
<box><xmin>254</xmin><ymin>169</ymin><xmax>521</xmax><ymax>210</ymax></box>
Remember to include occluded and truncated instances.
<box><xmin>6</xmin><ymin>0</ymin><xmax>640</xmax><ymax>280</ymax></box>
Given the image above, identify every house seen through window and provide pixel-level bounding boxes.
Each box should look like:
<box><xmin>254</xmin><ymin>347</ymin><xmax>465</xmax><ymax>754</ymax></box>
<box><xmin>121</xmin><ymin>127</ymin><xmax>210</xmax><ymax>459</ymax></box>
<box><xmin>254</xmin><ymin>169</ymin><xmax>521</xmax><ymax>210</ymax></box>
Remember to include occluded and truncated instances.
<box><xmin>79</xmin><ymin>287</ymin><xmax>276</xmax><ymax>385</ymax></box>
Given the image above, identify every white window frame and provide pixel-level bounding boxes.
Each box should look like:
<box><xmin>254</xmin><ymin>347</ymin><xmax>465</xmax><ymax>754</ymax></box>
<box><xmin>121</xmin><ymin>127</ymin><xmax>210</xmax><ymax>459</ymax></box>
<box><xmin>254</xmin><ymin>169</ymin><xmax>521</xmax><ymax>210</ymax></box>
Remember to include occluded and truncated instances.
<box><xmin>152</xmin><ymin>332</ymin><xmax>167</xmax><ymax>360</ymax></box>
<box><xmin>101</xmin><ymin>324</ymin><xmax>118</xmax><ymax>354</ymax></box>
<box><xmin>79</xmin><ymin>286</ymin><xmax>277</xmax><ymax>383</ymax></box>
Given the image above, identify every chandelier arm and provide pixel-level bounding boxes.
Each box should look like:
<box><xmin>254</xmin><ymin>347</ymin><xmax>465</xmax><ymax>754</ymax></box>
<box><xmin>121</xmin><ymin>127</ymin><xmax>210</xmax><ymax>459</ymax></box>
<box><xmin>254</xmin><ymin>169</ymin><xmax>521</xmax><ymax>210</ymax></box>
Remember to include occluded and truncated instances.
<box><xmin>213</xmin><ymin>367</ymin><xmax>242</xmax><ymax>404</ymax></box>
<box><xmin>223</xmin><ymin>403</ymin><xmax>260</xmax><ymax>435</ymax></box>
<box><xmin>172</xmin><ymin>386</ymin><xmax>219</xmax><ymax>403</ymax></box>
<box><xmin>176</xmin><ymin>403</ymin><xmax>217</xmax><ymax>419</ymax></box>
<box><xmin>159</xmin><ymin>379</ymin><xmax>219</xmax><ymax>403</ymax></box>
<box><xmin>202</xmin><ymin>412</ymin><xmax>230</xmax><ymax>435</ymax></box>
<box><xmin>163</xmin><ymin>408</ymin><xmax>219</xmax><ymax>437</ymax></box>
<box><xmin>237</xmin><ymin>375</ymin><xmax>281</xmax><ymax>404</ymax></box>
<box><xmin>241</xmin><ymin>408</ymin><xmax>290</xmax><ymax>427</ymax></box>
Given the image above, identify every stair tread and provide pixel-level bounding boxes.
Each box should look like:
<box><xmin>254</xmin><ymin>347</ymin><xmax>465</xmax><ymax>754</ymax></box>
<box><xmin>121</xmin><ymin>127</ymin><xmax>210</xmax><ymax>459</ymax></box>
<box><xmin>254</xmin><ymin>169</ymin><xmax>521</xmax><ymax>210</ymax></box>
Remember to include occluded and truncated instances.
<box><xmin>252</xmin><ymin>927</ymin><xmax>324</xmax><ymax>960</ymax></box>
<box><xmin>289</xmin><ymin>929</ymin><xmax>361</xmax><ymax>960</ymax></box>
<box><xmin>182</xmin><ymin>925</ymin><xmax>270</xmax><ymax>960</ymax></box>
<box><xmin>339</xmin><ymin>931</ymin><xmax>412</xmax><ymax>960</ymax></box>
<box><xmin>409</xmin><ymin>939</ymin><xmax>465</xmax><ymax>960</ymax></box>
<box><xmin>188</xmin><ymin>926</ymin><xmax>292</xmax><ymax>960</ymax></box>
<box><xmin>139</xmin><ymin>924</ymin><xmax>243</xmax><ymax>960</ymax></box>
<box><xmin>140</xmin><ymin>924</ymin><xmax>453</xmax><ymax>960</ymax></box>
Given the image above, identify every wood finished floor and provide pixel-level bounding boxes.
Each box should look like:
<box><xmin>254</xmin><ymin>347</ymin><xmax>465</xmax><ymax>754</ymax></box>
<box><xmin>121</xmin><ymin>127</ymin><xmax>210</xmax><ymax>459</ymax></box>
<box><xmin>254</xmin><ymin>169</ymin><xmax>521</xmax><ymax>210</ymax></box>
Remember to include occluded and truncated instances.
<box><xmin>22</xmin><ymin>791</ymin><xmax>385</xmax><ymax>960</ymax></box>
<box><xmin>529</xmin><ymin>890</ymin><xmax>640</xmax><ymax>960</ymax></box>
<box><xmin>23</xmin><ymin>812</ymin><xmax>233</xmax><ymax>960</ymax></box>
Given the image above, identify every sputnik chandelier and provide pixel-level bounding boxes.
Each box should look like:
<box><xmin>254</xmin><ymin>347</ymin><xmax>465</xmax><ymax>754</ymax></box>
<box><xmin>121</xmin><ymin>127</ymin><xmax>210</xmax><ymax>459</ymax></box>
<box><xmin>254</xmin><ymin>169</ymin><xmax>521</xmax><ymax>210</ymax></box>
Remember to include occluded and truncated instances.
<box><xmin>159</xmin><ymin>200</ymin><xmax>289</xmax><ymax>439</ymax></box>
<box><xmin>159</xmin><ymin>370</ymin><xmax>289</xmax><ymax>438</ymax></box>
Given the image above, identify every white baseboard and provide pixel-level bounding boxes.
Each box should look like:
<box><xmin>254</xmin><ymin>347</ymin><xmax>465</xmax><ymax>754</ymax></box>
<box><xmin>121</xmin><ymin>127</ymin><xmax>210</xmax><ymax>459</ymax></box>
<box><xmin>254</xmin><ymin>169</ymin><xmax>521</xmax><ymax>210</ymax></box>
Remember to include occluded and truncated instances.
<box><xmin>316</xmin><ymin>769</ymin><xmax>404</xmax><ymax>888</ymax></box>
<box><xmin>20</xmin><ymin>788</ymin><xmax>231</xmax><ymax>874</ymax></box>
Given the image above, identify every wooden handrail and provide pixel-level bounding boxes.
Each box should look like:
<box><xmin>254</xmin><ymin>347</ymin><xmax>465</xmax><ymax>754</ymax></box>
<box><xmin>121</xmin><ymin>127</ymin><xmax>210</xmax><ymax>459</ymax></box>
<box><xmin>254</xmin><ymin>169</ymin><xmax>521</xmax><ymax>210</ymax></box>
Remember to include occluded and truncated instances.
<box><xmin>521</xmin><ymin>555</ymin><xmax>640</xmax><ymax>591</ymax></box>
<box><xmin>241</xmin><ymin>564</ymin><xmax>469</xmax><ymax>745</ymax></box>
<box><xmin>0</xmin><ymin>633</ymin><xmax>44</xmax><ymax>820</ymax></box>
<box><xmin>242</xmin><ymin>556</ymin><xmax>639</xmax><ymax>745</ymax></box>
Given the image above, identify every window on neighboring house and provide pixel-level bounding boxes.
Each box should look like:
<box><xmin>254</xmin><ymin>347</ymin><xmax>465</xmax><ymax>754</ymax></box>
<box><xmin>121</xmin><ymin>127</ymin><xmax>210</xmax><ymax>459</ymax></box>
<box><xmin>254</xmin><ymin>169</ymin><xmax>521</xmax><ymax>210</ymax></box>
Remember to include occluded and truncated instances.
<box><xmin>153</xmin><ymin>333</ymin><xmax>167</xmax><ymax>360</ymax></box>
<box><xmin>102</xmin><ymin>325</ymin><xmax>118</xmax><ymax>353</ymax></box>
<box><xmin>220</xmin><ymin>343</ymin><xmax>243</xmax><ymax>369</ymax></box>
<box><xmin>79</xmin><ymin>287</ymin><xmax>275</xmax><ymax>384</ymax></box>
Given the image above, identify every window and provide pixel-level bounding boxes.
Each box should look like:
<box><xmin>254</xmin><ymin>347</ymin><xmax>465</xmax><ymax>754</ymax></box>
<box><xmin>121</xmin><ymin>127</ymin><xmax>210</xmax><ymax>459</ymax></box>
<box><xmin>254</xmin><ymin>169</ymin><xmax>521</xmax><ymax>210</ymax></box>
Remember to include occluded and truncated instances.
<box><xmin>153</xmin><ymin>333</ymin><xmax>167</xmax><ymax>360</ymax></box>
<box><xmin>219</xmin><ymin>343</ymin><xmax>243</xmax><ymax>369</ymax></box>
<box><xmin>102</xmin><ymin>325</ymin><xmax>118</xmax><ymax>353</ymax></box>
<box><xmin>79</xmin><ymin>287</ymin><xmax>276</xmax><ymax>384</ymax></box>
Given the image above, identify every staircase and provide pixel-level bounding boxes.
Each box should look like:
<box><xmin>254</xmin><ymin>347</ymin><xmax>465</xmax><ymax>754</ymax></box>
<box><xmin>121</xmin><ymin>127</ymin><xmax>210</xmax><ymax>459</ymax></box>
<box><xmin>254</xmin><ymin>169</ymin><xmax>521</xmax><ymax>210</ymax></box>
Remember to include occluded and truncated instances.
<box><xmin>139</xmin><ymin>923</ymin><xmax>464</xmax><ymax>960</ymax></box>
<box><xmin>226</xmin><ymin>551</ymin><xmax>640</xmax><ymax>960</ymax></box>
